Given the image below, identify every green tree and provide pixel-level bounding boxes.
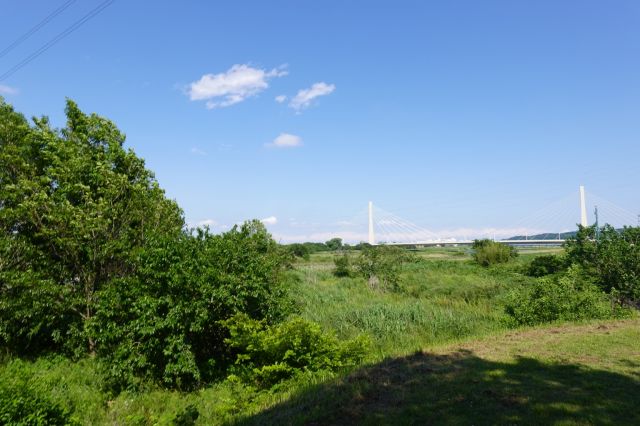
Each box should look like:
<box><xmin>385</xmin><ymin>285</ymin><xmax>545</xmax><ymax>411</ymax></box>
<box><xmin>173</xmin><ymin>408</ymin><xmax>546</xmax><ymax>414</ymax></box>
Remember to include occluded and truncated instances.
<box><xmin>472</xmin><ymin>239</ymin><xmax>517</xmax><ymax>267</ymax></box>
<box><xmin>333</xmin><ymin>251</ymin><xmax>352</xmax><ymax>277</ymax></box>
<box><xmin>526</xmin><ymin>254</ymin><xmax>566</xmax><ymax>277</ymax></box>
<box><xmin>287</xmin><ymin>243</ymin><xmax>311</xmax><ymax>260</ymax></box>
<box><xmin>355</xmin><ymin>245</ymin><xmax>415</xmax><ymax>290</ymax></box>
<box><xmin>566</xmin><ymin>225</ymin><xmax>640</xmax><ymax>304</ymax></box>
<box><xmin>92</xmin><ymin>221</ymin><xmax>294</xmax><ymax>390</ymax></box>
<box><xmin>0</xmin><ymin>99</ymin><xmax>183</xmax><ymax>356</ymax></box>
<box><xmin>325</xmin><ymin>237</ymin><xmax>343</xmax><ymax>251</ymax></box>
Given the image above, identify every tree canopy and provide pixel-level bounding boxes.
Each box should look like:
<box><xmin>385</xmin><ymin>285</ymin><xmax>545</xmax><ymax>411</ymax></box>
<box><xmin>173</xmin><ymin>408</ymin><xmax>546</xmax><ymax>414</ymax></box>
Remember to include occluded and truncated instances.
<box><xmin>0</xmin><ymin>98</ymin><xmax>185</xmax><ymax>355</ymax></box>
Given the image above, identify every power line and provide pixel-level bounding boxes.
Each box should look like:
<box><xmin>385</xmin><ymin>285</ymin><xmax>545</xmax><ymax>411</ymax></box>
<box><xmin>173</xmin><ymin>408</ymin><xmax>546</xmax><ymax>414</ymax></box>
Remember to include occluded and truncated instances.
<box><xmin>0</xmin><ymin>0</ymin><xmax>115</xmax><ymax>82</ymax></box>
<box><xmin>0</xmin><ymin>0</ymin><xmax>77</xmax><ymax>60</ymax></box>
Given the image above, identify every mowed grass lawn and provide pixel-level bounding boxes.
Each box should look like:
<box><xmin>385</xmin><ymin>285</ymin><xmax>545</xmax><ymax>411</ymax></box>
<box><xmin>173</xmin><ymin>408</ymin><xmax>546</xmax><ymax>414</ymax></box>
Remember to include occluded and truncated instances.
<box><xmin>241</xmin><ymin>318</ymin><xmax>640</xmax><ymax>425</ymax></box>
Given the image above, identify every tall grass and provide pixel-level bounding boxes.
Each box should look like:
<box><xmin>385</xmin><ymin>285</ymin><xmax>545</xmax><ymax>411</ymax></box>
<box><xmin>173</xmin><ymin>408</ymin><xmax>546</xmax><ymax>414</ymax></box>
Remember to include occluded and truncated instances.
<box><xmin>291</xmin><ymin>253</ymin><xmax>526</xmax><ymax>357</ymax></box>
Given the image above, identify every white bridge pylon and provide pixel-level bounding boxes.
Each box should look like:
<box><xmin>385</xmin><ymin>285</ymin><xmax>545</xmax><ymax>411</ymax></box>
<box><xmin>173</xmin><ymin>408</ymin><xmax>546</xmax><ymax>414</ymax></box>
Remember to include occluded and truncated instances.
<box><xmin>366</xmin><ymin>186</ymin><xmax>638</xmax><ymax>246</ymax></box>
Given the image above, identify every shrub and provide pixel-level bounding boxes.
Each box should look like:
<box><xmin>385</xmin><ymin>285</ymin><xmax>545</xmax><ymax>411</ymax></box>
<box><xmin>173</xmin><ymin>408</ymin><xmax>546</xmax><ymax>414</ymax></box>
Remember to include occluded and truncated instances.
<box><xmin>526</xmin><ymin>255</ymin><xmax>566</xmax><ymax>277</ymax></box>
<box><xmin>333</xmin><ymin>252</ymin><xmax>352</xmax><ymax>277</ymax></box>
<box><xmin>0</xmin><ymin>365</ymin><xmax>75</xmax><ymax>425</ymax></box>
<box><xmin>472</xmin><ymin>240</ymin><xmax>517</xmax><ymax>267</ymax></box>
<box><xmin>565</xmin><ymin>225</ymin><xmax>640</xmax><ymax>305</ymax></box>
<box><xmin>287</xmin><ymin>243</ymin><xmax>311</xmax><ymax>261</ymax></box>
<box><xmin>355</xmin><ymin>245</ymin><xmax>416</xmax><ymax>290</ymax></box>
<box><xmin>223</xmin><ymin>314</ymin><xmax>369</xmax><ymax>389</ymax></box>
<box><xmin>172</xmin><ymin>404</ymin><xmax>199</xmax><ymax>426</ymax></box>
<box><xmin>504</xmin><ymin>266</ymin><xmax>627</xmax><ymax>326</ymax></box>
<box><xmin>325</xmin><ymin>238</ymin><xmax>343</xmax><ymax>251</ymax></box>
<box><xmin>91</xmin><ymin>221</ymin><xmax>294</xmax><ymax>391</ymax></box>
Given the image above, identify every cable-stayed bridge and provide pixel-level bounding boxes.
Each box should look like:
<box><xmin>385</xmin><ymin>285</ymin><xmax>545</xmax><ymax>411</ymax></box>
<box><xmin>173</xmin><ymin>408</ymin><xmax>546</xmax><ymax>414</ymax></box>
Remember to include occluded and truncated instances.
<box><xmin>358</xmin><ymin>186</ymin><xmax>639</xmax><ymax>247</ymax></box>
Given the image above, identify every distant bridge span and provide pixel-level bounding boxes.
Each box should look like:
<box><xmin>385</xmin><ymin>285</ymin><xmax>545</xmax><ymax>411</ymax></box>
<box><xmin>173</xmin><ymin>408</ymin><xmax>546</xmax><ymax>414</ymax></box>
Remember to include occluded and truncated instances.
<box><xmin>385</xmin><ymin>239</ymin><xmax>565</xmax><ymax>248</ymax></box>
<box><xmin>363</xmin><ymin>185</ymin><xmax>638</xmax><ymax>247</ymax></box>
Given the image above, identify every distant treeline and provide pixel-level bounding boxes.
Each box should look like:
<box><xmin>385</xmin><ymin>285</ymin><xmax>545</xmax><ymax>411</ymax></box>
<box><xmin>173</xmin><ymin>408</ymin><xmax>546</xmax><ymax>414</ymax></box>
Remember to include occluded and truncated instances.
<box><xmin>507</xmin><ymin>231</ymin><xmax>578</xmax><ymax>240</ymax></box>
<box><xmin>284</xmin><ymin>238</ymin><xmax>371</xmax><ymax>260</ymax></box>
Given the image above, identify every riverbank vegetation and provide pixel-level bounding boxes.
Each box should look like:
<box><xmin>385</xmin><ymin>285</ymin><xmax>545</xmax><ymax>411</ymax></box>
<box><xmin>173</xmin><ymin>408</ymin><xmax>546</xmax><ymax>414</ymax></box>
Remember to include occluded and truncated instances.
<box><xmin>1</xmin><ymin>99</ymin><xmax>638</xmax><ymax>424</ymax></box>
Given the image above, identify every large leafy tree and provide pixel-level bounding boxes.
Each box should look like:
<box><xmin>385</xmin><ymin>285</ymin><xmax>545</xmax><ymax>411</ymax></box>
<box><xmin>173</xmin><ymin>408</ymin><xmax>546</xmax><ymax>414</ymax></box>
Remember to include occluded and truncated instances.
<box><xmin>93</xmin><ymin>221</ymin><xmax>294</xmax><ymax>390</ymax></box>
<box><xmin>0</xmin><ymin>98</ymin><xmax>184</xmax><ymax>355</ymax></box>
<box><xmin>565</xmin><ymin>224</ymin><xmax>640</xmax><ymax>304</ymax></box>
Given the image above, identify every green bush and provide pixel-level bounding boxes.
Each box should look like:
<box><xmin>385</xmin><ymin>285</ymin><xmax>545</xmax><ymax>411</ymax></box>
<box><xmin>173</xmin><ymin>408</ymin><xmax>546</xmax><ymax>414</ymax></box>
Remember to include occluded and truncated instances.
<box><xmin>526</xmin><ymin>255</ymin><xmax>566</xmax><ymax>277</ymax></box>
<box><xmin>91</xmin><ymin>221</ymin><xmax>294</xmax><ymax>391</ymax></box>
<box><xmin>472</xmin><ymin>240</ymin><xmax>517</xmax><ymax>267</ymax></box>
<box><xmin>565</xmin><ymin>225</ymin><xmax>640</xmax><ymax>304</ymax></box>
<box><xmin>504</xmin><ymin>266</ymin><xmax>627</xmax><ymax>326</ymax></box>
<box><xmin>223</xmin><ymin>314</ymin><xmax>369</xmax><ymax>388</ymax></box>
<box><xmin>287</xmin><ymin>243</ymin><xmax>311</xmax><ymax>261</ymax></box>
<box><xmin>333</xmin><ymin>252</ymin><xmax>352</xmax><ymax>277</ymax></box>
<box><xmin>355</xmin><ymin>245</ymin><xmax>416</xmax><ymax>290</ymax></box>
<box><xmin>172</xmin><ymin>404</ymin><xmax>199</xmax><ymax>426</ymax></box>
<box><xmin>0</xmin><ymin>365</ymin><xmax>75</xmax><ymax>425</ymax></box>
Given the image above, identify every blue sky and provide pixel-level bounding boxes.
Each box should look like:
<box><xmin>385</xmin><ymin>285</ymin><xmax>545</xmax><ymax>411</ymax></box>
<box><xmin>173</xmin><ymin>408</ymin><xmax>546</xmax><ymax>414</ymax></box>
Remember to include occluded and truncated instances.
<box><xmin>1</xmin><ymin>1</ymin><xmax>639</xmax><ymax>242</ymax></box>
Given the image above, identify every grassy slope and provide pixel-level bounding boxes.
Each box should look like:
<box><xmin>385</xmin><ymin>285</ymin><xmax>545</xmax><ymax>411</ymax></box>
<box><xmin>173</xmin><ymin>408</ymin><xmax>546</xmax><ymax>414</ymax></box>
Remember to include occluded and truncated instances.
<box><xmin>240</xmin><ymin>318</ymin><xmax>640</xmax><ymax>425</ymax></box>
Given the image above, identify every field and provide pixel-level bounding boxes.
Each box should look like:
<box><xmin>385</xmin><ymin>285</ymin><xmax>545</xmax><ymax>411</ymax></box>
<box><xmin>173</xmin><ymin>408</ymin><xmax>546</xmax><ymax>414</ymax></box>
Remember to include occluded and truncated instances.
<box><xmin>2</xmin><ymin>246</ymin><xmax>639</xmax><ymax>425</ymax></box>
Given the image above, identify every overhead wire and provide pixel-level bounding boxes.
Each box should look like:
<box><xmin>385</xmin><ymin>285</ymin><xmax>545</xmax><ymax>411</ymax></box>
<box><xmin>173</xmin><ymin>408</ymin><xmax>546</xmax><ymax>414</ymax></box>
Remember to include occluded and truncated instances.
<box><xmin>0</xmin><ymin>0</ymin><xmax>77</xmax><ymax>60</ymax></box>
<box><xmin>0</xmin><ymin>0</ymin><xmax>115</xmax><ymax>82</ymax></box>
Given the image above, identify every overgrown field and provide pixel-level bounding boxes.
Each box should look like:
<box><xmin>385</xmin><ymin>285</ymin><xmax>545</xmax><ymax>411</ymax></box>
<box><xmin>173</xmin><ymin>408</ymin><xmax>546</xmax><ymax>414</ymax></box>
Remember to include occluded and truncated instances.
<box><xmin>4</xmin><ymin>246</ymin><xmax>637</xmax><ymax>425</ymax></box>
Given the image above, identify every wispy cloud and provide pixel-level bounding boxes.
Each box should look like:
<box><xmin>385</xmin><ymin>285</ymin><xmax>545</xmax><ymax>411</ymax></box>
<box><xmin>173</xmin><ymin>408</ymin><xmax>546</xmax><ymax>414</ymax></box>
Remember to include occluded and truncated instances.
<box><xmin>197</xmin><ymin>219</ymin><xmax>217</xmax><ymax>227</ymax></box>
<box><xmin>266</xmin><ymin>133</ymin><xmax>302</xmax><ymax>148</ymax></box>
<box><xmin>275</xmin><ymin>95</ymin><xmax>287</xmax><ymax>103</ymax></box>
<box><xmin>0</xmin><ymin>84</ymin><xmax>19</xmax><ymax>95</ymax></box>
<box><xmin>190</xmin><ymin>147</ymin><xmax>207</xmax><ymax>156</ymax></box>
<box><xmin>187</xmin><ymin>64</ymin><xmax>287</xmax><ymax>109</ymax></box>
<box><xmin>289</xmin><ymin>82</ymin><xmax>335</xmax><ymax>112</ymax></box>
<box><xmin>261</xmin><ymin>216</ymin><xmax>278</xmax><ymax>225</ymax></box>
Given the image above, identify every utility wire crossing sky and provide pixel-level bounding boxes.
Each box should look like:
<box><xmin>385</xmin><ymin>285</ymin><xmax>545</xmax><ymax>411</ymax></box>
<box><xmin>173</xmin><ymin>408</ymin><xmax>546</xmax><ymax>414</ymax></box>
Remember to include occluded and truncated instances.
<box><xmin>1</xmin><ymin>1</ymin><xmax>639</xmax><ymax>242</ymax></box>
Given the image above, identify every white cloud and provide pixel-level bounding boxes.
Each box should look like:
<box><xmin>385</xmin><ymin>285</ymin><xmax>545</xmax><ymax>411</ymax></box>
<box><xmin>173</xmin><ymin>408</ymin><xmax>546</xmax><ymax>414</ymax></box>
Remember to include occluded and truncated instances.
<box><xmin>289</xmin><ymin>82</ymin><xmax>335</xmax><ymax>111</ymax></box>
<box><xmin>0</xmin><ymin>85</ymin><xmax>18</xmax><ymax>95</ymax></box>
<box><xmin>187</xmin><ymin>64</ymin><xmax>287</xmax><ymax>109</ymax></box>
<box><xmin>261</xmin><ymin>216</ymin><xmax>278</xmax><ymax>225</ymax></box>
<box><xmin>266</xmin><ymin>133</ymin><xmax>302</xmax><ymax>148</ymax></box>
<box><xmin>275</xmin><ymin>95</ymin><xmax>287</xmax><ymax>103</ymax></box>
<box><xmin>190</xmin><ymin>147</ymin><xmax>207</xmax><ymax>156</ymax></box>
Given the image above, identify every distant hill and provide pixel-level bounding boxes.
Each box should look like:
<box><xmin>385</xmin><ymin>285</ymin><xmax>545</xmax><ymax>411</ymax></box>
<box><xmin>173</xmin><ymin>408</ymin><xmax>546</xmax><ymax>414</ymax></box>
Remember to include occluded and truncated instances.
<box><xmin>506</xmin><ymin>231</ymin><xmax>577</xmax><ymax>241</ymax></box>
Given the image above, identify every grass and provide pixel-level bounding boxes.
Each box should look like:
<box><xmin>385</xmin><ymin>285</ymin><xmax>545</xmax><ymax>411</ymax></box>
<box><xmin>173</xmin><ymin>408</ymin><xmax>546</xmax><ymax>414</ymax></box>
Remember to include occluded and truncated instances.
<box><xmin>239</xmin><ymin>318</ymin><xmax>640</xmax><ymax>425</ymax></box>
<box><xmin>291</xmin><ymin>248</ymin><xmax>534</xmax><ymax>357</ymax></box>
<box><xmin>0</xmin><ymin>246</ymin><xmax>636</xmax><ymax>424</ymax></box>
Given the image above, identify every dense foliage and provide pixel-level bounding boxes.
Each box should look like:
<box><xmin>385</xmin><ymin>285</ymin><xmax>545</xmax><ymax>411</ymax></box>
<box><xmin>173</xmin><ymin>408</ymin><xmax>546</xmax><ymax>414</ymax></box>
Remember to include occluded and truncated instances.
<box><xmin>284</xmin><ymin>239</ymin><xmax>371</xmax><ymax>256</ymax></box>
<box><xmin>526</xmin><ymin>254</ymin><xmax>566</xmax><ymax>277</ymax></box>
<box><xmin>504</xmin><ymin>266</ymin><xmax>624</xmax><ymax>326</ymax></box>
<box><xmin>333</xmin><ymin>251</ymin><xmax>353</xmax><ymax>277</ymax></box>
<box><xmin>0</xmin><ymin>100</ymin><xmax>295</xmax><ymax>392</ymax></box>
<box><xmin>565</xmin><ymin>225</ymin><xmax>640</xmax><ymax>304</ymax></box>
<box><xmin>0</xmin><ymin>99</ymin><xmax>184</xmax><ymax>356</ymax></box>
<box><xmin>472</xmin><ymin>239</ymin><xmax>518</xmax><ymax>267</ymax></box>
<box><xmin>0</xmin><ymin>362</ymin><xmax>75</xmax><ymax>425</ymax></box>
<box><xmin>287</xmin><ymin>243</ymin><xmax>311</xmax><ymax>260</ymax></box>
<box><xmin>93</xmin><ymin>222</ymin><xmax>293</xmax><ymax>391</ymax></box>
<box><xmin>355</xmin><ymin>245</ymin><xmax>416</xmax><ymax>290</ymax></box>
<box><xmin>223</xmin><ymin>314</ymin><xmax>369</xmax><ymax>389</ymax></box>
